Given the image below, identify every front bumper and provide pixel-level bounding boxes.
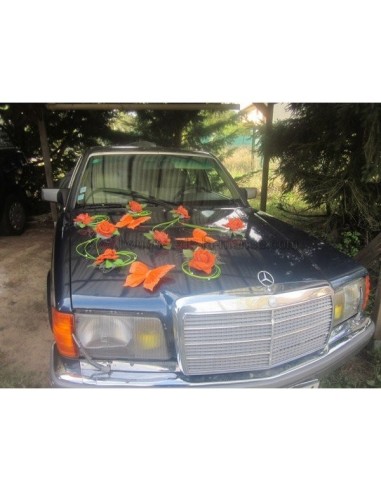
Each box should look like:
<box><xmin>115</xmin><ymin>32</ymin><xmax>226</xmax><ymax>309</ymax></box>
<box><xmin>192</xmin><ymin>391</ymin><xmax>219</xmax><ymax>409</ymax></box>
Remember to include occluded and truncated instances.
<box><xmin>50</xmin><ymin>317</ymin><xmax>375</xmax><ymax>388</ymax></box>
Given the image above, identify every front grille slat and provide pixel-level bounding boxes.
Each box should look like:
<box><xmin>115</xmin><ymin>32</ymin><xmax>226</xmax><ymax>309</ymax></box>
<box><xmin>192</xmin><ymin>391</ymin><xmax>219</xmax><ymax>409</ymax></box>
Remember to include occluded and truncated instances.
<box><xmin>178</xmin><ymin>292</ymin><xmax>333</xmax><ymax>375</ymax></box>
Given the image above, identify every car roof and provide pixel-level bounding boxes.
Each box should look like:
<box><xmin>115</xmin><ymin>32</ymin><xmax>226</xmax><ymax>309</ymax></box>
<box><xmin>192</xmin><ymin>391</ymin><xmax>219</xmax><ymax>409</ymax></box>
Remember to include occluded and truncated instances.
<box><xmin>85</xmin><ymin>144</ymin><xmax>212</xmax><ymax>158</ymax></box>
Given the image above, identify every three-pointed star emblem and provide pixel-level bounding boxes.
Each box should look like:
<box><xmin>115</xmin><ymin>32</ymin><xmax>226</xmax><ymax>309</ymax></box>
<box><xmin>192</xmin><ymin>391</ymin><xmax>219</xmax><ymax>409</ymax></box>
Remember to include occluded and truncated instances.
<box><xmin>257</xmin><ymin>270</ymin><xmax>275</xmax><ymax>287</ymax></box>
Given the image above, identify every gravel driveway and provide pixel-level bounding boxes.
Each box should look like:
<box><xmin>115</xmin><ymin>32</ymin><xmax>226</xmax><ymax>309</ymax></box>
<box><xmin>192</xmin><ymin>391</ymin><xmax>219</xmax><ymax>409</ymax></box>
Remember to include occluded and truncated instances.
<box><xmin>0</xmin><ymin>216</ymin><xmax>54</xmax><ymax>387</ymax></box>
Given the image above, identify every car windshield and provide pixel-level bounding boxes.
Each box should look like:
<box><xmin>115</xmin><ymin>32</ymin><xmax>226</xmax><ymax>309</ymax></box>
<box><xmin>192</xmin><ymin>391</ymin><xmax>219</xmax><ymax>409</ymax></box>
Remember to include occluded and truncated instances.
<box><xmin>75</xmin><ymin>152</ymin><xmax>243</xmax><ymax>207</ymax></box>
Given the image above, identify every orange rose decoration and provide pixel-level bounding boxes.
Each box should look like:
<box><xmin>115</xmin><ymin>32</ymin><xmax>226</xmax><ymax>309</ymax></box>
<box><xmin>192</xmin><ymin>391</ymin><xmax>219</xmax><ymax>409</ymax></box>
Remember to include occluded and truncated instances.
<box><xmin>225</xmin><ymin>217</ymin><xmax>245</xmax><ymax>231</ymax></box>
<box><xmin>173</xmin><ymin>205</ymin><xmax>190</xmax><ymax>219</ymax></box>
<box><xmin>189</xmin><ymin>248</ymin><xmax>216</xmax><ymax>275</ymax></box>
<box><xmin>74</xmin><ymin>213</ymin><xmax>93</xmax><ymax>227</ymax></box>
<box><xmin>95</xmin><ymin>220</ymin><xmax>118</xmax><ymax>238</ymax></box>
<box><xmin>153</xmin><ymin>230</ymin><xmax>171</xmax><ymax>247</ymax></box>
<box><xmin>94</xmin><ymin>248</ymin><xmax>119</xmax><ymax>265</ymax></box>
<box><xmin>129</xmin><ymin>200</ymin><xmax>143</xmax><ymax>213</ymax></box>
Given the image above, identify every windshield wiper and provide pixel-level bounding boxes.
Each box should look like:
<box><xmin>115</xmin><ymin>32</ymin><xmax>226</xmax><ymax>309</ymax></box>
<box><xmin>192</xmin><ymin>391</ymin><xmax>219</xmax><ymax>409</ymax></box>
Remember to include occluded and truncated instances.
<box><xmin>75</xmin><ymin>188</ymin><xmax>174</xmax><ymax>209</ymax></box>
<box><xmin>127</xmin><ymin>191</ymin><xmax>174</xmax><ymax>208</ymax></box>
<box><xmin>76</xmin><ymin>203</ymin><xmax>126</xmax><ymax>210</ymax></box>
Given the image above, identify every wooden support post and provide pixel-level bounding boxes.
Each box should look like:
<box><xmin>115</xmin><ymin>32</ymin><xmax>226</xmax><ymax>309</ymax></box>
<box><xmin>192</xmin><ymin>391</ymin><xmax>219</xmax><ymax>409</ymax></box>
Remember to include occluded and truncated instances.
<box><xmin>260</xmin><ymin>103</ymin><xmax>274</xmax><ymax>212</ymax></box>
<box><xmin>37</xmin><ymin>107</ymin><xmax>57</xmax><ymax>223</ymax></box>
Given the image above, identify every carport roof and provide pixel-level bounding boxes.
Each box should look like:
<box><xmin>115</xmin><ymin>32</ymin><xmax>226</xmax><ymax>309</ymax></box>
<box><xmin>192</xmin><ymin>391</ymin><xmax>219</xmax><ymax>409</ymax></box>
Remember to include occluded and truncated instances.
<box><xmin>45</xmin><ymin>103</ymin><xmax>240</xmax><ymax>111</ymax></box>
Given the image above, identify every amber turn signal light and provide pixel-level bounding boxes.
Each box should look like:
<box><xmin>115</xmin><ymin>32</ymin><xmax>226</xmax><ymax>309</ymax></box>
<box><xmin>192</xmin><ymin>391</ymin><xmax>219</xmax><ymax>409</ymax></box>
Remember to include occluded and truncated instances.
<box><xmin>362</xmin><ymin>275</ymin><xmax>371</xmax><ymax>311</ymax></box>
<box><xmin>52</xmin><ymin>308</ymin><xmax>78</xmax><ymax>358</ymax></box>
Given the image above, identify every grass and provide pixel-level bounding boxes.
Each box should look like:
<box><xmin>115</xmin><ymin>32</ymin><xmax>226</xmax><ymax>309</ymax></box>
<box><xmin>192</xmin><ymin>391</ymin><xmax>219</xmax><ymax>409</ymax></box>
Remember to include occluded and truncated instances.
<box><xmin>225</xmin><ymin>148</ymin><xmax>282</xmax><ymax>216</ymax></box>
<box><xmin>223</xmin><ymin>147</ymin><xmax>316</xmax><ymax>221</ymax></box>
<box><xmin>0</xmin><ymin>368</ymin><xmax>49</xmax><ymax>388</ymax></box>
<box><xmin>320</xmin><ymin>346</ymin><xmax>381</xmax><ymax>388</ymax></box>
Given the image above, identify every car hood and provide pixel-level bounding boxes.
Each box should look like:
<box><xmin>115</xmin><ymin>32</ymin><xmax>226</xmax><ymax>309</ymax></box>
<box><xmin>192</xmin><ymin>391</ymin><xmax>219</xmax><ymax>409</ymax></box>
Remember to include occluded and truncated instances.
<box><xmin>68</xmin><ymin>206</ymin><xmax>364</xmax><ymax>312</ymax></box>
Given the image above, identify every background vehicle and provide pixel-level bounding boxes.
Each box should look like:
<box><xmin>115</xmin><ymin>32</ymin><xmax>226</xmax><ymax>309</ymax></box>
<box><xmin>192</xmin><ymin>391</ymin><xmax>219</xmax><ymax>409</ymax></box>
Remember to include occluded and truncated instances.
<box><xmin>42</xmin><ymin>145</ymin><xmax>375</xmax><ymax>387</ymax></box>
<box><xmin>0</xmin><ymin>147</ymin><xmax>28</xmax><ymax>235</ymax></box>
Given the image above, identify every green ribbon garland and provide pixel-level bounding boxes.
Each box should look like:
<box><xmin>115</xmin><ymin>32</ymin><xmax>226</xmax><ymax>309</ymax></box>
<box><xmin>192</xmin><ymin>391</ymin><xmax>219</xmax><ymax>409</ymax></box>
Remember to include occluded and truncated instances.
<box><xmin>181</xmin><ymin>261</ymin><xmax>221</xmax><ymax>281</ymax></box>
<box><xmin>76</xmin><ymin>237</ymin><xmax>137</xmax><ymax>271</ymax></box>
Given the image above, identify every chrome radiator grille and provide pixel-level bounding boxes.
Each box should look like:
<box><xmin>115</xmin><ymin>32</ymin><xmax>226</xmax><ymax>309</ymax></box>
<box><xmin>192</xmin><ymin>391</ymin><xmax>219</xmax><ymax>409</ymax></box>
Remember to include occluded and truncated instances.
<box><xmin>176</xmin><ymin>289</ymin><xmax>333</xmax><ymax>376</ymax></box>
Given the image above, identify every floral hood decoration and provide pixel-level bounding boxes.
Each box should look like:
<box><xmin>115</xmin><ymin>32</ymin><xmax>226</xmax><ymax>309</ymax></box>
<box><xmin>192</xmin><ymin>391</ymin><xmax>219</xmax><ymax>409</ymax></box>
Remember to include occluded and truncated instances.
<box><xmin>115</xmin><ymin>214</ymin><xmax>151</xmax><ymax>229</ymax></box>
<box><xmin>144</xmin><ymin>229</ymin><xmax>172</xmax><ymax>249</ymax></box>
<box><xmin>224</xmin><ymin>217</ymin><xmax>245</xmax><ymax>236</ymax></box>
<box><xmin>171</xmin><ymin>205</ymin><xmax>190</xmax><ymax>219</ymax></box>
<box><xmin>74</xmin><ymin>213</ymin><xmax>109</xmax><ymax>228</ymax></box>
<box><xmin>73</xmin><ymin>203</ymin><xmax>247</xmax><ymax>290</ymax></box>
<box><xmin>126</xmin><ymin>200</ymin><xmax>151</xmax><ymax>217</ymax></box>
<box><xmin>176</xmin><ymin>228</ymin><xmax>217</xmax><ymax>245</ymax></box>
<box><xmin>76</xmin><ymin>237</ymin><xmax>137</xmax><ymax>272</ymax></box>
<box><xmin>182</xmin><ymin>247</ymin><xmax>221</xmax><ymax>280</ymax></box>
<box><xmin>124</xmin><ymin>261</ymin><xmax>175</xmax><ymax>291</ymax></box>
<box><xmin>95</xmin><ymin>220</ymin><xmax>120</xmax><ymax>239</ymax></box>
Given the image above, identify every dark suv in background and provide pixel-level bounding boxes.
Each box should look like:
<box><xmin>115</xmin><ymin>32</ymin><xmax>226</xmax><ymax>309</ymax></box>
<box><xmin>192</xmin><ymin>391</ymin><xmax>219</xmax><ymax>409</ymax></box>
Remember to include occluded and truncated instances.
<box><xmin>0</xmin><ymin>147</ymin><xmax>28</xmax><ymax>235</ymax></box>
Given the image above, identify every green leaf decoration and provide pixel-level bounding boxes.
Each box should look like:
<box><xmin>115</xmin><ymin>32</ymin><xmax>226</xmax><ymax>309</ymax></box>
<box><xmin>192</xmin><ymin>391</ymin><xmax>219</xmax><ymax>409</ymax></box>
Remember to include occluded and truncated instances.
<box><xmin>113</xmin><ymin>259</ymin><xmax>126</xmax><ymax>267</ymax></box>
<box><xmin>144</xmin><ymin>232</ymin><xmax>154</xmax><ymax>240</ymax></box>
<box><xmin>183</xmin><ymin>249</ymin><xmax>194</xmax><ymax>259</ymax></box>
<box><xmin>105</xmin><ymin>260</ymin><xmax>114</xmax><ymax>268</ymax></box>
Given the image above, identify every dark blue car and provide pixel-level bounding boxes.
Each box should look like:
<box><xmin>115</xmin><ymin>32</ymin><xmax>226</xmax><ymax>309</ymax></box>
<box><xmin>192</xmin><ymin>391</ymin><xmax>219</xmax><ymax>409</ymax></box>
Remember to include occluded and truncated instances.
<box><xmin>42</xmin><ymin>145</ymin><xmax>374</xmax><ymax>387</ymax></box>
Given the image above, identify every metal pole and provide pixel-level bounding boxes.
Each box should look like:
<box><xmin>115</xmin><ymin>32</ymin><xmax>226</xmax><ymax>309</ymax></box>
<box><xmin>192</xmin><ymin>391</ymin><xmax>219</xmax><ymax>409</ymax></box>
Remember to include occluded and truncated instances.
<box><xmin>37</xmin><ymin>106</ymin><xmax>57</xmax><ymax>223</ymax></box>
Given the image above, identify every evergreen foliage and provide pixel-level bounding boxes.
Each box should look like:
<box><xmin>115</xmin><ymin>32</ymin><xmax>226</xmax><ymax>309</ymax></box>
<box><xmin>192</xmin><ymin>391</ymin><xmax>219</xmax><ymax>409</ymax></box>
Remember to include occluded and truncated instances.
<box><xmin>265</xmin><ymin>103</ymin><xmax>381</xmax><ymax>237</ymax></box>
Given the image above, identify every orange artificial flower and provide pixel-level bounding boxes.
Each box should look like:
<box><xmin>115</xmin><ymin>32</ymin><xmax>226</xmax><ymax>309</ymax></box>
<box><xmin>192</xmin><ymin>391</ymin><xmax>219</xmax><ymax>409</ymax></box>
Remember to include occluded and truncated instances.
<box><xmin>74</xmin><ymin>213</ymin><xmax>93</xmax><ymax>226</ymax></box>
<box><xmin>189</xmin><ymin>248</ymin><xmax>216</xmax><ymax>275</ymax></box>
<box><xmin>95</xmin><ymin>220</ymin><xmax>118</xmax><ymax>238</ymax></box>
<box><xmin>176</xmin><ymin>228</ymin><xmax>216</xmax><ymax>244</ymax></box>
<box><xmin>153</xmin><ymin>230</ymin><xmax>171</xmax><ymax>247</ymax></box>
<box><xmin>116</xmin><ymin>214</ymin><xmax>150</xmax><ymax>229</ymax></box>
<box><xmin>173</xmin><ymin>205</ymin><xmax>190</xmax><ymax>219</ymax></box>
<box><xmin>225</xmin><ymin>217</ymin><xmax>245</xmax><ymax>231</ymax></box>
<box><xmin>94</xmin><ymin>248</ymin><xmax>119</xmax><ymax>265</ymax></box>
<box><xmin>128</xmin><ymin>200</ymin><xmax>143</xmax><ymax>213</ymax></box>
<box><xmin>124</xmin><ymin>261</ymin><xmax>175</xmax><ymax>291</ymax></box>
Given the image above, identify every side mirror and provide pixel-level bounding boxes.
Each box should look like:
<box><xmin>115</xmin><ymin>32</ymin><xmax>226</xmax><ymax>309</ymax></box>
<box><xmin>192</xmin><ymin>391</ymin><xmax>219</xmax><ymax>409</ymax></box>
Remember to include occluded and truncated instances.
<box><xmin>239</xmin><ymin>187</ymin><xmax>257</xmax><ymax>201</ymax></box>
<box><xmin>41</xmin><ymin>188</ymin><xmax>69</xmax><ymax>206</ymax></box>
<box><xmin>41</xmin><ymin>188</ymin><xmax>59</xmax><ymax>203</ymax></box>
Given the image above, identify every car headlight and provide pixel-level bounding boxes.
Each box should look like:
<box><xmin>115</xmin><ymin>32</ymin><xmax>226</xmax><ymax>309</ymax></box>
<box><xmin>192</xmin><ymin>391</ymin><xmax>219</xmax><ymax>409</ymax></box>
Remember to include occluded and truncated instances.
<box><xmin>75</xmin><ymin>313</ymin><xmax>169</xmax><ymax>360</ymax></box>
<box><xmin>333</xmin><ymin>276</ymin><xmax>369</xmax><ymax>327</ymax></box>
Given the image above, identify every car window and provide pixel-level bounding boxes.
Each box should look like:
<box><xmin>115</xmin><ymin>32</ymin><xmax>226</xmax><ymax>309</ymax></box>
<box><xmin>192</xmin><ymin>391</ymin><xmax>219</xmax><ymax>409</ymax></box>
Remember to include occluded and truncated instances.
<box><xmin>75</xmin><ymin>153</ymin><xmax>243</xmax><ymax>207</ymax></box>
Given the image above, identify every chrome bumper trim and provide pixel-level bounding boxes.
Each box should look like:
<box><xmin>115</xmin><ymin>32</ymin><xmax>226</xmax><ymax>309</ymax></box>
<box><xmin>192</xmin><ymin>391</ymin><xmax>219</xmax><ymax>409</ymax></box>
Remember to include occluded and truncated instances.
<box><xmin>50</xmin><ymin>318</ymin><xmax>375</xmax><ymax>388</ymax></box>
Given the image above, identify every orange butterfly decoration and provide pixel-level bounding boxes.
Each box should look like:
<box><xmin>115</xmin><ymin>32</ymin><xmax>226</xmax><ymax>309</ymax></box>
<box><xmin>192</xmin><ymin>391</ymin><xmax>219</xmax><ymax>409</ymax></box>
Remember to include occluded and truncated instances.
<box><xmin>115</xmin><ymin>214</ymin><xmax>150</xmax><ymax>229</ymax></box>
<box><xmin>176</xmin><ymin>228</ymin><xmax>216</xmax><ymax>244</ymax></box>
<box><xmin>124</xmin><ymin>261</ymin><xmax>175</xmax><ymax>291</ymax></box>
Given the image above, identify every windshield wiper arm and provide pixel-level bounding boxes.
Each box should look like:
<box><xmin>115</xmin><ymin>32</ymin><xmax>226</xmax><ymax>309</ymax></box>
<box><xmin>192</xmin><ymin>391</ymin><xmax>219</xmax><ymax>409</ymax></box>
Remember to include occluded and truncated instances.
<box><xmin>76</xmin><ymin>203</ymin><xmax>126</xmax><ymax>210</ymax></box>
<box><xmin>128</xmin><ymin>191</ymin><xmax>173</xmax><ymax>208</ymax></box>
